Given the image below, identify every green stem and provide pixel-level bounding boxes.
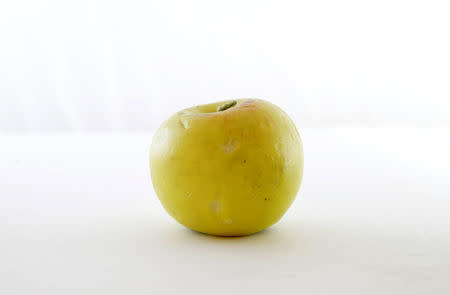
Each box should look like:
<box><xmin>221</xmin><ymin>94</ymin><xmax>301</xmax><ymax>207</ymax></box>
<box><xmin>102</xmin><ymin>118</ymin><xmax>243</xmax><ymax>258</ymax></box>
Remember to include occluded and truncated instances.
<box><xmin>217</xmin><ymin>100</ymin><xmax>237</xmax><ymax>112</ymax></box>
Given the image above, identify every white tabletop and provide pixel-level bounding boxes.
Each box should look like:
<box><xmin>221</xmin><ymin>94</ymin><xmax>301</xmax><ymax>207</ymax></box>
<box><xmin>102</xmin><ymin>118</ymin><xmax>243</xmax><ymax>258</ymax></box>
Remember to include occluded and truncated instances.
<box><xmin>1</xmin><ymin>128</ymin><xmax>449</xmax><ymax>294</ymax></box>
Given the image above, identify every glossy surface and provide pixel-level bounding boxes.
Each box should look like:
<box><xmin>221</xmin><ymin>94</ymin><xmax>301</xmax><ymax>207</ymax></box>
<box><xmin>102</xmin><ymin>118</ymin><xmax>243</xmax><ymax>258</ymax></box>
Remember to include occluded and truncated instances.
<box><xmin>150</xmin><ymin>99</ymin><xmax>303</xmax><ymax>236</ymax></box>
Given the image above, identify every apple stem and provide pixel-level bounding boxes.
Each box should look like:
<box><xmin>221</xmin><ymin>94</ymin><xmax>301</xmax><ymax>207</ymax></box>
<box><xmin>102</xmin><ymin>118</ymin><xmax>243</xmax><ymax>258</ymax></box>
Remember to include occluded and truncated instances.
<box><xmin>217</xmin><ymin>100</ymin><xmax>237</xmax><ymax>112</ymax></box>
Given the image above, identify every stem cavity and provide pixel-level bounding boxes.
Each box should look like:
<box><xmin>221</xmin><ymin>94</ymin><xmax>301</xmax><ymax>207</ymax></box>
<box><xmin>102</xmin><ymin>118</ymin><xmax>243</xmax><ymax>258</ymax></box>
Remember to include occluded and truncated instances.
<box><xmin>217</xmin><ymin>100</ymin><xmax>237</xmax><ymax>112</ymax></box>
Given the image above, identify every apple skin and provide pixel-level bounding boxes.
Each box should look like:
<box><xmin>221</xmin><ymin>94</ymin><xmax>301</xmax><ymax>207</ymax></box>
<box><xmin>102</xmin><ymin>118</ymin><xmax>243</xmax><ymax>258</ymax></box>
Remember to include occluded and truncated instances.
<box><xmin>150</xmin><ymin>99</ymin><xmax>303</xmax><ymax>236</ymax></box>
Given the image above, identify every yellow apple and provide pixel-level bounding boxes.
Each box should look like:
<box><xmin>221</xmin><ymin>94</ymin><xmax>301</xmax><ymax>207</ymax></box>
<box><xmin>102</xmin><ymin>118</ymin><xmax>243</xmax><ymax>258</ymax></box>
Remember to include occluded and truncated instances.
<box><xmin>150</xmin><ymin>99</ymin><xmax>303</xmax><ymax>236</ymax></box>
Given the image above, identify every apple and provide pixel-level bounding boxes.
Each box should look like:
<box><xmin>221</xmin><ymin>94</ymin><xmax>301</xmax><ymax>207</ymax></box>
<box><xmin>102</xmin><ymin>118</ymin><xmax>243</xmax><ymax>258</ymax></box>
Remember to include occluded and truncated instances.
<box><xmin>150</xmin><ymin>99</ymin><xmax>303</xmax><ymax>236</ymax></box>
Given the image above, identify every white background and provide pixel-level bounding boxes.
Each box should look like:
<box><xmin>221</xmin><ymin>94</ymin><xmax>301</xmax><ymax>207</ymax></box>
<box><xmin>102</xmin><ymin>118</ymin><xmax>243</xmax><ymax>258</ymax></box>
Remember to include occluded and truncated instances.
<box><xmin>1</xmin><ymin>0</ymin><xmax>450</xmax><ymax>132</ymax></box>
<box><xmin>1</xmin><ymin>1</ymin><xmax>450</xmax><ymax>294</ymax></box>
<box><xmin>1</xmin><ymin>130</ymin><xmax>450</xmax><ymax>294</ymax></box>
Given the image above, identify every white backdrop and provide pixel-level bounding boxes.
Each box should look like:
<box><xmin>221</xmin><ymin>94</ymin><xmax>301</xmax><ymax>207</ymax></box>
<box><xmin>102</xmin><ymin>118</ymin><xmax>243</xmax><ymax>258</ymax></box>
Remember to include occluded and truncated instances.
<box><xmin>1</xmin><ymin>0</ymin><xmax>450</xmax><ymax>133</ymax></box>
<box><xmin>2</xmin><ymin>2</ymin><xmax>450</xmax><ymax>293</ymax></box>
